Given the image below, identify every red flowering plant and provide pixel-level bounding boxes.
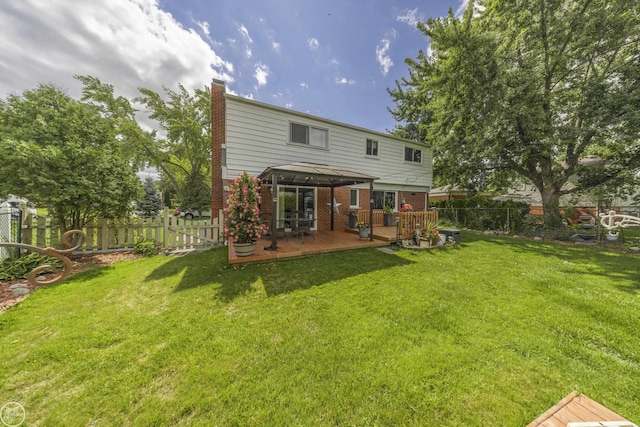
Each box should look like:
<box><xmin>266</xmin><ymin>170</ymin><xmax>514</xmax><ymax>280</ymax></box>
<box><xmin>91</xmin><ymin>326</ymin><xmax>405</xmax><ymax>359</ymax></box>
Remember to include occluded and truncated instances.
<box><xmin>224</xmin><ymin>172</ymin><xmax>266</xmax><ymax>244</ymax></box>
<box><xmin>400</xmin><ymin>203</ymin><xmax>413</xmax><ymax>212</ymax></box>
<box><xmin>420</xmin><ymin>219</ymin><xmax>440</xmax><ymax>246</ymax></box>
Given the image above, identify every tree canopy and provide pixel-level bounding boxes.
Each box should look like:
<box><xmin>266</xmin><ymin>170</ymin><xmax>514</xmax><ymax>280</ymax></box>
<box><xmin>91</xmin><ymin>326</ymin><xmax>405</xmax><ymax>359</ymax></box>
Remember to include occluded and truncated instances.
<box><xmin>79</xmin><ymin>76</ymin><xmax>212</xmax><ymax>212</ymax></box>
<box><xmin>136</xmin><ymin>85</ymin><xmax>212</xmax><ymax>212</ymax></box>
<box><xmin>389</xmin><ymin>0</ymin><xmax>640</xmax><ymax>224</ymax></box>
<box><xmin>0</xmin><ymin>84</ymin><xmax>142</xmax><ymax>231</ymax></box>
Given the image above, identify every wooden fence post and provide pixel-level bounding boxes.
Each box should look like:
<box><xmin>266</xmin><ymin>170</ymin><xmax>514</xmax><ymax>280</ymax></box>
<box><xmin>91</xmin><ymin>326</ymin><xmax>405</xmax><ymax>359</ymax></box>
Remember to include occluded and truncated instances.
<box><xmin>163</xmin><ymin>207</ymin><xmax>169</xmax><ymax>250</ymax></box>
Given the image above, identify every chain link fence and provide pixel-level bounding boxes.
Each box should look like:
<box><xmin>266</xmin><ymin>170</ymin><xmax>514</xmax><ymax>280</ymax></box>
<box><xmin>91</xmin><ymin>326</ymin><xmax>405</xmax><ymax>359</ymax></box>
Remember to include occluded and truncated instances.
<box><xmin>0</xmin><ymin>202</ymin><xmax>22</xmax><ymax>260</ymax></box>
<box><xmin>433</xmin><ymin>206</ymin><xmax>530</xmax><ymax>234</ymax></box>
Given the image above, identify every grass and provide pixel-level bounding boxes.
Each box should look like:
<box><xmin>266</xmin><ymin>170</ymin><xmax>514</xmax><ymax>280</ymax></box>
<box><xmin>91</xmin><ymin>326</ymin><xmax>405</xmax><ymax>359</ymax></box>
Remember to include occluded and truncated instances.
<box><xmin>1</xmin><ymin>232</ymin><xmax>639</xmax><ymax>425</ymax></box>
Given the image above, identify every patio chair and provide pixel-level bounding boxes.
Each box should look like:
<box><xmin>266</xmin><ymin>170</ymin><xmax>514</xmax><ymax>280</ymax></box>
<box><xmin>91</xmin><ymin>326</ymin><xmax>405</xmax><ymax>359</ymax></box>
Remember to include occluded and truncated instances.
<box><xmin>296</xmin><ymin>218</ymin><xmax>314</xmax><ymax>243</ymax></box>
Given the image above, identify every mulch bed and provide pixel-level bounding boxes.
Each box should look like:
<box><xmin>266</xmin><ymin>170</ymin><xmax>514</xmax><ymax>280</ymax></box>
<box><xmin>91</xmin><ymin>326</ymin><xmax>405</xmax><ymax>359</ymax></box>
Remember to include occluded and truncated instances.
<box><xmin>0</xmin><ymin>252</ymin><xmax>142</xmax><ymax>313</ymax></box>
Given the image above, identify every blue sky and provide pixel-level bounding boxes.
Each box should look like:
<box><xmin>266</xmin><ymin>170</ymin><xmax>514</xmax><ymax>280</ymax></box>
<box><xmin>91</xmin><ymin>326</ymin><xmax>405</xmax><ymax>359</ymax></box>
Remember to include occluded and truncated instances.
<box><xmin>0</xmin><ymin>0</ymin><xmax>466</xmax><ymax>133</ymax></box>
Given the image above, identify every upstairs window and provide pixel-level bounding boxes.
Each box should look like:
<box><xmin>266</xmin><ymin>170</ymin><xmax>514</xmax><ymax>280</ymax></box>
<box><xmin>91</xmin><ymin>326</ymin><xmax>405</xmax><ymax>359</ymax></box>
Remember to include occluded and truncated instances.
<box><xmin>404</xmin><ymin>147</ymin><xmax>422</xmax><ymax>163</ymax></box>
<box><xmin>290</xmin><ymin>122</ymin><xmax>328</xmax><ymax>148</ymax></box>
<box><xmin>366</xmin><ymin>139</ymin><xmax>378</xmax><ymax>156</ymax></box>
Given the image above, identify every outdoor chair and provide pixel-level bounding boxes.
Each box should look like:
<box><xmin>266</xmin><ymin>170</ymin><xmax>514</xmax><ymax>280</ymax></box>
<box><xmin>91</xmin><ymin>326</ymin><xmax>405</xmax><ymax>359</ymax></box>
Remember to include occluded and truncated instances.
<box><xmin>296</xmin><ymin>218</ymin><xmax>314</xmax><ymax>243</ymax></box>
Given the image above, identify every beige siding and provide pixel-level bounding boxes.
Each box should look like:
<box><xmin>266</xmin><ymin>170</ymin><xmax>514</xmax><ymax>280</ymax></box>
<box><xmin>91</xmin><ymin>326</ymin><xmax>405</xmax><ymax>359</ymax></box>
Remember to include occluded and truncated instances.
<box><xmin>225</xmin><ymin>96</ymin><xmax>432</xmax><ymax>190</ymax></box>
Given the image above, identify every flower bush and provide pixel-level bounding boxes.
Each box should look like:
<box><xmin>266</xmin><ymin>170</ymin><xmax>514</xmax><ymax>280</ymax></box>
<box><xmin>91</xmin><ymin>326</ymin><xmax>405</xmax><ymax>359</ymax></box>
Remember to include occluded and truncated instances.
<box><xmin>420</xmin><ymin>219</ymin><xmax>440</xmax><ymax>245</ymax></box>
<box><xmin>400</xmin><ymin>203</ymin><xmax>413</xmax><ymax>212</ymax></box>
<box><xmin>355</xmin><ymin>221</ymin><xmax>368</xmax><ymax>230</ymax></box>
<box><xmin>421</xmin><ymin>227</ymin><xmax>440</xmax><ymax>246</ymax></box>
<box><xmin>224</xmin><ymin>172</ymin><xmax>266</xmax><ymax>244</ymax></box>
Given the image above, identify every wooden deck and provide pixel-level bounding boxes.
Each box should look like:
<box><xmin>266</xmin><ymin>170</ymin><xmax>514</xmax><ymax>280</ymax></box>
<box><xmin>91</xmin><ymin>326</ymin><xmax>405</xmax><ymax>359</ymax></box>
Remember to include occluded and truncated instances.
<box><xmin>228</xmin><ymin>227</ymin><xmax>398</xmax><ymax>264</ymax></box>
<box><xmin>528</xmin><ymin>391</ymin><xmax>637</xmax><ymax>427</ymax></box>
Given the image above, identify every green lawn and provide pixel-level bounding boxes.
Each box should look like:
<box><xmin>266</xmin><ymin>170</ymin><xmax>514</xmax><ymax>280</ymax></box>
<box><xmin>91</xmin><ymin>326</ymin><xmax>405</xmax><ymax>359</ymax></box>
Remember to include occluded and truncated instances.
<box><xmin>1</xmin><ymin>232</ymin><xmax>639</xmax><ymax>426</ymax></box>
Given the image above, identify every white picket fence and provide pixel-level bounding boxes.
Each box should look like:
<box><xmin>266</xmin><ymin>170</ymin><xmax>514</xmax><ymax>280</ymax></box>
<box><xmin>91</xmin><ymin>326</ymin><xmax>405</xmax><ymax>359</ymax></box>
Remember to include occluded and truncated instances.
<box><xmin>20</xmin><ymin>208</ymin><xmax>223</xmax><ymax>253</ymax></box>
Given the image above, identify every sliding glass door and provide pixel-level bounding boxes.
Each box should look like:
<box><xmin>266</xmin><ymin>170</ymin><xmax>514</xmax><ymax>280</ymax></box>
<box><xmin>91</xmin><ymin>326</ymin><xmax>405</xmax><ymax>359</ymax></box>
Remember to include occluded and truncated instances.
<box><xmin>277</xmin><ymin>186</ymin><xmax>316</xmax><ymax>228</ymax></box>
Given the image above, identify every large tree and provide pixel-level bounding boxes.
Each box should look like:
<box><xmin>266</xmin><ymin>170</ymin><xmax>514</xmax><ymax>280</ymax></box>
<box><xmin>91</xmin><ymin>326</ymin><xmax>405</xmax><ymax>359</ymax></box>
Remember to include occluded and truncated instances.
<box><xmin>389</xmin><ymin>0</ymin><xmax>640</xmax><ymax>225</ymax></box>
<box><xmin>136</xmin><ymin>85</ymin><xmax>212</xmax><ymax>212</ymax></box>
<box><xmin>0</xmin><ymin>84</ymin><xmax>142</xmax><ymax>232</ymax></box>
<box><xmin>80</xmin><ymin>77</ymin><xmax>212</xmax><ymax>212</ymax></box>
<box><xmin>76</xmin><ymin>76</ymin><xmax>184</xmax><ymax>206</ymax></box>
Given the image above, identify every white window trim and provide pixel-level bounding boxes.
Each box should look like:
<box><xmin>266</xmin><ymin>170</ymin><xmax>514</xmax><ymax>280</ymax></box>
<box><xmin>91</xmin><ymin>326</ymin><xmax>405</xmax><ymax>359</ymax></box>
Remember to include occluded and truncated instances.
<box><xmin>350</xmin><ymin>189</ymin><xmax>360</xmax><ymax>209</ymax></box>
<box><xmin>288</xmin><ymin>121</ymin><xmax>329</xmax><ymax>150</ymax></box>
<box><xmin>404</xmin><ymin>146</ymin><xmax>422</xmax><ymax>164</ymax></box>
<box><xmin>365</xmin><ymin>138</ymin><xmax>379</xmax><ymax>158</ymax></box>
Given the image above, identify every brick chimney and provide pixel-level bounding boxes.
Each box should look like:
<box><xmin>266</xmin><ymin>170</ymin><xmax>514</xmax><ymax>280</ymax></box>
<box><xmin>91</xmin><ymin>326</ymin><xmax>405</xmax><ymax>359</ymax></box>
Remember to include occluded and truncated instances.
<box><xmin>211</xmin><ymin>79</ymin><xmax>226</xmax><ymax>217</ymax></box>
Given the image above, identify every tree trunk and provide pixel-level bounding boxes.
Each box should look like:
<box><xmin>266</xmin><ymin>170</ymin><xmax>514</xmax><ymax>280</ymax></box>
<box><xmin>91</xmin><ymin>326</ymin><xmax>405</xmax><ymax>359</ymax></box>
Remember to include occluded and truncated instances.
<box><xmin>539</xmin><ymin>186</ymin><xmax>563</xmax><ymax>228</ymax></box>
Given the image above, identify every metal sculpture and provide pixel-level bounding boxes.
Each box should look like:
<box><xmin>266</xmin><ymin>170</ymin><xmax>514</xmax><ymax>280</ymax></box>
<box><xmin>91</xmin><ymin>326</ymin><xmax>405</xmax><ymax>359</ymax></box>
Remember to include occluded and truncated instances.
<box><xmin>0</xmin><ymin>230</ymin><xmax>85</xmax><ymax>286</ymax></box>
<box><xmin>599</xmin><ymin>211</ymin><xmax>640</xmax><ymax>236</ymax></box>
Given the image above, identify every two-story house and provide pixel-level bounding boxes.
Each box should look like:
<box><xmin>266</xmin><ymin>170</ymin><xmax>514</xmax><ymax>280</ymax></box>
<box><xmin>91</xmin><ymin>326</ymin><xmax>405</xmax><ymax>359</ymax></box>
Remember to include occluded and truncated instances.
<box><xmin>210</xmin><ymin>79</ymin><xmax>433</xmax><ymax>239</ymax></box>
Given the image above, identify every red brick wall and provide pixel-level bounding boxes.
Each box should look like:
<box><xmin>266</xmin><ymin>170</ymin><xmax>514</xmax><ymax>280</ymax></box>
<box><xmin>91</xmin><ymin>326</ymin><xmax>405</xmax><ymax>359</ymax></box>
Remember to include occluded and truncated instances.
<box><xmin>211</xmin><ymin>79</ymin><xmax>226</xmax><ymax>217</ymax></box>
<box><xmin>398</xmin><ymin>191</ymin><xmax>427</xmax><ymax>210</ymax></box>
<box><xmin>316</xmin><ymin>187</ymin><xmax>353</xmax><ymax>231</ymax></box>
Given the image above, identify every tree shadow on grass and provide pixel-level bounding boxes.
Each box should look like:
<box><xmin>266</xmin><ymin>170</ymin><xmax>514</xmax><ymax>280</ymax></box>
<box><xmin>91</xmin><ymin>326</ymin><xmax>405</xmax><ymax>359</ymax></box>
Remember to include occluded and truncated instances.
<box><xmin>464</xmin><ymin>231</ymin><xmax>640</xmax><ymax>294</ymax></box>
<box><xmin>143</xmin><ymin>246</ymin><xmax>415</xmax><ymax>302</ymax></box>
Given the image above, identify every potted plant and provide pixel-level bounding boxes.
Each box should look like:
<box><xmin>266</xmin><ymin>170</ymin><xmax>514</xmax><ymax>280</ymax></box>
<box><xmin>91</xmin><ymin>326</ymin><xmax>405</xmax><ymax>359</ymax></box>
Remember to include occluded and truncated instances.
<box><xmin>420</xmin><ymin>219</ymin><xmax>441</xmax><ymax>247</ymax></box>
<box><xmin>224</xmin><ymin>172</ymin><xmax>266</xmax><ymax>257</ymax></box>
<box><xmin>348</xmin><ymin>211</ymin><xmax>358</xmax><ymax>229</ymax></box>
<box><xmin>355</xmin><ymin>221</ymin><xmax>369</xmax><ymax>239</ymax></box>
<box><xmin>400</xmin><ymin>203</ymin><xmax>413</xmax><ymax>212</ymax></box>
<box><xmin>383</xmin><ymin>199</ymin><xmax>394</xmax><ymax>226</ymax></box>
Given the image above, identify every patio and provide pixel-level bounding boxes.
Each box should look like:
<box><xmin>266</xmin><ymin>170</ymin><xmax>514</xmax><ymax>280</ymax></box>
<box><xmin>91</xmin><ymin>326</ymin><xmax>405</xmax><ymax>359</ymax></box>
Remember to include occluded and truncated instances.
<box><xmin>527</xmin><ymin>391</ymin><xmax>636</xmax><ymax>427</ymax></box>
<box><xmin>228</xmin><ymin>226</ymin><xmax>398</xmax><ymax>264</ymax></box>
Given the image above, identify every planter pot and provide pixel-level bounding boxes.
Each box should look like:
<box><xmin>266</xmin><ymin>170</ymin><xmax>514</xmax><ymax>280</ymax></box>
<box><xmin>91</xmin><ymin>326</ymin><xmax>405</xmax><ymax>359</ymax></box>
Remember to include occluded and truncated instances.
<box><xmin>233</xmin><ymin>241</ymin><xmax>256</xmax><ymax>257</ymax></box>
<box><xmin>349</xmin><ymin>215</ymin><xmax>357</xmax><ymax>229</ymax></box>
<box><xmin>358</xmin><ymin>228</ymin><xmax>369</xmax><ymax>239</ymax></box>
<box><xmin>383</xmin><ymin>213</ymin><xmax>393</xmax><ymax>226</ymax></box>
<box><xmin>606</xmin><ymin>234</ymin><xmax>618</xmax><ymax>242</ymax></box>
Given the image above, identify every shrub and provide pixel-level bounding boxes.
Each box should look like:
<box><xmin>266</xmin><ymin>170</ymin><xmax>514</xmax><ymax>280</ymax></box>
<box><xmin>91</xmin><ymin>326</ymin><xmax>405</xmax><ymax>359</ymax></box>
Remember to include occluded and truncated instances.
<box><xmin>133</xmin><ymin>239</ymin><xmax>158</xmax><ymax>257</ymax></box>
<box><xmin>0</xmin><ymin>252</ymin><xmax>63</xmax><ymax>281</ymax></box>
<box><xmin>224</xmin><ymin>172</ymin><xmax>266</xmax><ymax>243</ymax></box>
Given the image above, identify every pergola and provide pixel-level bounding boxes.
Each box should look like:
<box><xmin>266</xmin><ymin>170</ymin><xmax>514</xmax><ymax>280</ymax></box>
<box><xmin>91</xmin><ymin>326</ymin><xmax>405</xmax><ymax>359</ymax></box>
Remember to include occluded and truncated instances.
<box><xmin>258</xmin><ymin>162</ymin><xmax>378</xmax><ymax>251</ymax></box>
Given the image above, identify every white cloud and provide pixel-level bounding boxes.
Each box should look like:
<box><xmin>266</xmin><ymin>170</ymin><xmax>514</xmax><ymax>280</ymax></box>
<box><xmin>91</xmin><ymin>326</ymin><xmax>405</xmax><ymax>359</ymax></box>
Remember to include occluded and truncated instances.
<box><xmin>254</xmin><ymin>63</ymin><xmax>270</xmax><ymax>86</ymax></box>
<box><xmin>329</xmin><ymin>58</ymin><xmax>340</xmax><ymax>67</ymax></box>
<box><xmin>195</xmin><ymin>19</ymin><xmax>210</xmax><ymax>36</ymax></box>
<box><xmin>376</xmin><ymin>39</ymin><xmax>394</xmax><ymax>76</ymax></box>
<box><xmin>272</xmin><ymin>41</ymin><xmax>281</xmax><ymax>52</ymax></box>
<box><xmin>238</xmin><ymin>23</ymin><xmax>253</xmax><ymax>43</ymax></box>
<box><xmin>285</xmin><ymin>102</ymin><xmax>293</xmax><ymax>109</ymax></box>
<box><xmin>307</xmin><ymin>37</ymin><xmax>320</xmax><ymax>51</ymax></box>
<box><xmin>396</xmin><ymin>8</ymin><xmax>424</xmax><ymax>28</ymax></box>
<box><xmin>335</xmin><ymin>77</ymin><xmax>356</xmax><ymax>85</ymax></box>
<box><xmin>245</xmin><ymin>47</ymin><xmax>252</xmax><ymax>58</ymax></box>
<box><xmin>0</xmin><ymin>0</ymin><xmax>234</xmax><ymax>103</ymax></box>
<box><xmin>299</xmin><ymin>82</ymin><xmax>308</xmax><ymax>89</ymax></box>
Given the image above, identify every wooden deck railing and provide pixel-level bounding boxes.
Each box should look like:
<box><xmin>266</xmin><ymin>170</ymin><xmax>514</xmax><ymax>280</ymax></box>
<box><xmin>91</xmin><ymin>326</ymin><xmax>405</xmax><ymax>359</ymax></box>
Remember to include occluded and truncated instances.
<box><xmin>397</xmin><ymin>211</ymin><xmax>438</xmax><ymax>239</ymax></box>
<box><xmin>357</xmin><ymin>209</ymin><xmax>385</xmax><ymax>225</ymax></box>
<box><xmin>356</xmin><ymin>209</ymin><xmax>438</xmax><ymax>238</ymax></box>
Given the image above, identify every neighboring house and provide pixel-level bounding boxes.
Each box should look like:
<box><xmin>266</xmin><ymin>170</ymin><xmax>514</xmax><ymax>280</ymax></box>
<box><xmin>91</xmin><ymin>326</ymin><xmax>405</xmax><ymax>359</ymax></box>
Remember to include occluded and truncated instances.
<box><xmin>428</xmin><ymin>185</ymin><xmax>493</xmax><ymax>202</ymax></box>
<box><xmin>210</xmin><ymin>79</ymin><xmax>433</xmax><ymax>232</ymax></box>
<box><xmin>494</xmin><ymin>159</ymin><xmax>640</xmax><ymax>218</ymax></box>
<box><xmin>428</xmin><ymin>186</ymin><xmax>468</xmax><ymax>202</ymax></box>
